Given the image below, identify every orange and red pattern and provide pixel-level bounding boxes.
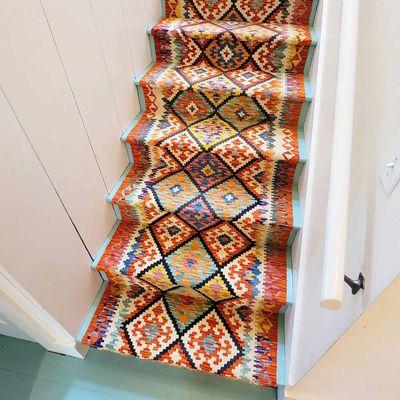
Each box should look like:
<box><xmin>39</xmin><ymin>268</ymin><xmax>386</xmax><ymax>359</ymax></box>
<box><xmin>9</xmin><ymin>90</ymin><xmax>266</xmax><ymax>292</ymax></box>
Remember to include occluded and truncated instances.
<box><xmin>82</xmin><ymin>0</ymin><xmax>316</xmax><ymax>388</ymax></box>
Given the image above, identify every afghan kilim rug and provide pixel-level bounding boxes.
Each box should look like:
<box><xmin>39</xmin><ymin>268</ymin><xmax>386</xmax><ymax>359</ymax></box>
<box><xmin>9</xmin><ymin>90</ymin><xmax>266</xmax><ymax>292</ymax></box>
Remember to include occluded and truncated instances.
<box><xmin>81</xmin><ymin>0</ymin><xmax>317</xmax><ymax>388</ymax></box>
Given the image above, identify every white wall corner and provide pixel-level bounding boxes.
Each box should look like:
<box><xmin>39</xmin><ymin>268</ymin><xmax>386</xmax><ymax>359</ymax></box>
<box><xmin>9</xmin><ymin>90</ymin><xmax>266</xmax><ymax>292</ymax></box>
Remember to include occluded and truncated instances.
<box><xmin>0</xmin><ymin>264</ymin><xmax>88</xmax><ymax>358</ymax></box>
<box><xmin>46</xmin><ymin>340</ymin><xmax>89</xmax><ymax>359</ymax></box>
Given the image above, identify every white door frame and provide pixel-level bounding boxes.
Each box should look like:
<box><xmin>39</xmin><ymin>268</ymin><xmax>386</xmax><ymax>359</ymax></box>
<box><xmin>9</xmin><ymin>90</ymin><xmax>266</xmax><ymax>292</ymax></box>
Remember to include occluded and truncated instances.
<box><xmin>0</xmin><ymin>264</ymin><xmax>88</xmax><ymax>358</ymax></box>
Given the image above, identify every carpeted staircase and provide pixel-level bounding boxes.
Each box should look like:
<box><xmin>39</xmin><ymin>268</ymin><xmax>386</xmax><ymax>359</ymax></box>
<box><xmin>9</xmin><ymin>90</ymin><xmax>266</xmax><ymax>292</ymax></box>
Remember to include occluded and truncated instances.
<box><xmin>79</xmin><ymin>0</ymin><xmax>317</xmax><ymax>389</ymax></box>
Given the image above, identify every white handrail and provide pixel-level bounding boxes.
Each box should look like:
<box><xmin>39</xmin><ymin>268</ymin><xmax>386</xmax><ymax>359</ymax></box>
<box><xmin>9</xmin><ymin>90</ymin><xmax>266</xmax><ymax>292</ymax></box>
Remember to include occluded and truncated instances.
<box><xmin>320</xmin><ymin>0</ymin><xmax>360</xmax><ymax>310</ymax></box>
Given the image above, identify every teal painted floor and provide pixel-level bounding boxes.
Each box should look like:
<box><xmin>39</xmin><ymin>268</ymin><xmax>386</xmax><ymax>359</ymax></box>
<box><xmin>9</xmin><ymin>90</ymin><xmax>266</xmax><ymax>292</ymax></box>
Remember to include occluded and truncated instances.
<box><xmin>0</xmin><ymin>335</ymin><xmax>276</xmax><ymax>400</ymax></box>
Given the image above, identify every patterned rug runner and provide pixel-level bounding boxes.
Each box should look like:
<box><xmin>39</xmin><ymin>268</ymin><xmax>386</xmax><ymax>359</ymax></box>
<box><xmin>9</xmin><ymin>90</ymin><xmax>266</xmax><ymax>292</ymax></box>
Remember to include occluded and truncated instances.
<box><xmin>81</xmin><ymin>0</ymin><xmax>316</xmax><ymax>388</ymax></box>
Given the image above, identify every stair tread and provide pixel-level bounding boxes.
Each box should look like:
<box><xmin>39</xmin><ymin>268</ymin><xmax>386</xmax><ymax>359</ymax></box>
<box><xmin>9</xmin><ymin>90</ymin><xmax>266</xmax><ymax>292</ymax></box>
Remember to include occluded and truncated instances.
<box><xmin>152</xmin><ymin>17</ymin><xmax>312</xmax><ymax>43</ymax></box>
<box><xmin>151</xmin><ymin>17</ymin><xmax>314</xmax><ymax>74</ymax></box>
<box><xmin>109</xmin><ymin>144</ymin><xmax>298</xmax><ymax>241</ymax></box>
<box><xmin>96</xmin><ymin>219</ymin><xmax>288</xmax><ymax>308</ymax></box>
<box><xmin>137</xmin><ymin>61</ymin><xmax>309</xmax><ymax>112</ymax></box>
<box><xmin>81</xmin><ymin>282</ymin><xmax>279</xmax><ymax>387</ymax></box>
<box><xmin>124</xmin><ymin>113</ymin><xmax>302</xmax><ymax>161</ymax></box>
<box><xmin>164</xmin><ymin>0</ymin><xmax>315</xmax><ymax>26</ymax></box>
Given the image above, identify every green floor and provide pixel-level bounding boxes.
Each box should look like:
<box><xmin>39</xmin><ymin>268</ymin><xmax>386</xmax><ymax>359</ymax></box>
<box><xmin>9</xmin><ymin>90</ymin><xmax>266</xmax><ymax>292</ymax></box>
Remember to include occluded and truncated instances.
<box><xmin>0</xmin><ymin>335</ymin><xmax>276</xmax><ymax>400</ymax></box>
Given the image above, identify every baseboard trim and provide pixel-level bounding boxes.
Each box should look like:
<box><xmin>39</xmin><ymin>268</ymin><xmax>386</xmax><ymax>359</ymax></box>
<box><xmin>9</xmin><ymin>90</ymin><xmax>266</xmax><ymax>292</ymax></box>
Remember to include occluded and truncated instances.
<box><xmin>76</xmin><ymin>276</ymin><xmax>108</xmax><ymax>344</ymax></box>
<box><xmin>285</xmin><ymin>389</ymin><xmax>329</xmax><ymax>400</ymax></box>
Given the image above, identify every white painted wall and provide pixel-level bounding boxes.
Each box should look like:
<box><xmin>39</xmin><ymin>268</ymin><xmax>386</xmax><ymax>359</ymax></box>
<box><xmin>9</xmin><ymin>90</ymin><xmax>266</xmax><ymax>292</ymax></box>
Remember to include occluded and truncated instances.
<box><xmin>0</xmin><ymin>0</ymin><xmax>161</xmax><ymax>340</ymax></box>
<box><xmin>353</xmin><ymin>0</ymin><xmax>400</xmax><ymax>303</ymax></box>
<box><xmin>288</xmin><ymin>0</ymin><xmax>400</xmax><ymax>386</ymax></box>
<box><xmin>287</xmin><ymin>275</ymin><xmax>400</xmax><ymax>400</ymax></box>
<box><xmin>0</xmin><ymin>90</ymin><xmax>101</xmax><ymax>336</ymax></box>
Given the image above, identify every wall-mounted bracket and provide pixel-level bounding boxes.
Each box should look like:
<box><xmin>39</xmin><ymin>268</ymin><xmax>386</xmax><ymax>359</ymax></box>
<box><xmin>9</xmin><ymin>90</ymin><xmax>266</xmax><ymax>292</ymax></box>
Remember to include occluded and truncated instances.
<box><xmin>344</xmin><ymin>273</ymin><xmax>365</xmax><ymax>295</ymax></box>
<box><xmin>380</xmin><ymin>155</ymin><xmax>400</xmax><ymax>195</ymax></box>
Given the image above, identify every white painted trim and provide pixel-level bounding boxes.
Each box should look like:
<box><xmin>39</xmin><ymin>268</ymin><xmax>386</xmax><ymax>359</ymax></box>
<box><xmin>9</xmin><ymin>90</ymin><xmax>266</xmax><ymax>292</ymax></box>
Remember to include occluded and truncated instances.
<box><xmin>321</xmin><ymin>0</ymin><xmax>360</xmax><ymax>310</ymax></box>
<box><xmin>0</xmin><ymin>265</ymin><xmax>88</xmax><ymax>358</ymax></box>
<box><xmin>285</xmin><ymin>389</ymin><xmax>330</xmax><ymax>400</ymax></box>
<box><xmin>287</xmin><ymin>0</ymin><xmax>343</xmax><ymax>386</ymax></box>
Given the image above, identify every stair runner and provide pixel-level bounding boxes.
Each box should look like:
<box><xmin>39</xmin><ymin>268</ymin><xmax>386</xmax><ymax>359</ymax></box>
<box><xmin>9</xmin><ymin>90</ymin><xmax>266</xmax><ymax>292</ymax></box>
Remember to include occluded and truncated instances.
<box><xmin>80</xmin><ymin>0</ymin><xmax>317</xmax><ymax>389</ymax></box>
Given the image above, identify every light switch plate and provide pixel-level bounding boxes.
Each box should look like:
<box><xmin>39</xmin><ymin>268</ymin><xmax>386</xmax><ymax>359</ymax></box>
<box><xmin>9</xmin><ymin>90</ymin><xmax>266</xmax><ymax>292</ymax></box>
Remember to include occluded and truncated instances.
<box><xmin>380</xmin><ymin>155</ymin><xmax>400</xmax><ymax>195</ymax></box>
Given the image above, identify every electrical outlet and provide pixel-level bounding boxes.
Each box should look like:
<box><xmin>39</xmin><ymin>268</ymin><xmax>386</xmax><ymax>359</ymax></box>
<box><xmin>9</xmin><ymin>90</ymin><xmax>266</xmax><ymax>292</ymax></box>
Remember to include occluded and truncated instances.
<box><xmin>380</xmin><ymin>155</ymin><xmax>400</xmax><ymax>195</ymax></box>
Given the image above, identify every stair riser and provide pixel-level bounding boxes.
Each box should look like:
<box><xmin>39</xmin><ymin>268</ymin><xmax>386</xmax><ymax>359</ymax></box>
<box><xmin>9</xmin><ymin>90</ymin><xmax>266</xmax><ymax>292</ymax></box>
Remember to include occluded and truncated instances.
<box><xmin>96</xmin><ymin>271</ymin><xmax>287</xmax><ymax>313</ymax></box>
<box><xmin>136</xmin><ymin>76</ymin><xmax>311</xmax><ymax>131</ymax></box>
<box><xmin>111</xmin><ymin>197</ymin><xmax>299</xmax><ymax>250</ymax></box>
<box><xmin>123</xmin><ymin>109</ymin><xmax>306</xmax><ymax>165</ymax></box>
<box><xmin>107</xmin><ymin>141</ymin><xmax>301</xmax><ymax>248</ymax></box>
<box><xmin>95</xmin><ymin>220</ymin><xmax>290</xmax><ymax>309</ymax></box>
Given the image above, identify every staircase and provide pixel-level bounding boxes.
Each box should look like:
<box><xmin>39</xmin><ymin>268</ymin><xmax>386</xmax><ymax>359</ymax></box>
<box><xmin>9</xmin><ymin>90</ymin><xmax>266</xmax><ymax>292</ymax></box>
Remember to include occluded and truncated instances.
<box><xmin>79</xmin><ymin>0</ymin><xmax>317</xmax><ymax>389</ymax></box>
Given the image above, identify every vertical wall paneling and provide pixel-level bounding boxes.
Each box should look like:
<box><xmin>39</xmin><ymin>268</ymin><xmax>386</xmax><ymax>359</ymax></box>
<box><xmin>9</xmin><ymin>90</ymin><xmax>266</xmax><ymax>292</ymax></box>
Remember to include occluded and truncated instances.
<box><xmin>0</xmin><ymin>0</ymin><xmax>115</xmax><ymax>256</ymax></box>
<box><xmin>0</xmin><ymin>90</ymin><xmax>102</xmax><ymax>336</ymax></box>
<box><xmin>121</xmin><ymin>0</ymin><xmax>162</xmax><ymax>75</ymax></box>
<box><xmin>144</xmin><ymin>0</ymin><xmax>164</xmax><ymax>27</ymax></box>
<box><xmin>90</xmin><ymin>0</ymin><xmax>140</xmax><ymax>130</ymax></box>
<box><xmin>40</xmin><ymin>0</ymin><xmax>126</xmax><ymax>190</ymax></box>
<box><xmin>0</xmin><ymin>0</ymin><xmax>163</xmax><ymax>338</ymax></box>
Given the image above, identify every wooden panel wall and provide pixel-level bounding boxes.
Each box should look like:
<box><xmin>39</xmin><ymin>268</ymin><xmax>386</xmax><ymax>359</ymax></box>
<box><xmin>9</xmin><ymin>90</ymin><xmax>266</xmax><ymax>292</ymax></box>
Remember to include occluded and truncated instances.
<box><xmin>0</xmin><ymin>0</ymin><xmax>162</xmax><ymax>336</ymax></box>
<box><xmin>0</xmin><ymin>90</ymin><xmax>102</xmax><ymax>336</ymax></box>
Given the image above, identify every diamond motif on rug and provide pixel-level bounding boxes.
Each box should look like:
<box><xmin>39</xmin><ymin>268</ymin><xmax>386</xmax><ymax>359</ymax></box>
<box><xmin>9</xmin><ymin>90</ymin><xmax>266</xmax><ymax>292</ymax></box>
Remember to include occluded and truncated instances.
<box><xmin>124</xmin><ymin>299</ymin><xmax>179</xmax><ymax>359</ymax></box>
<box><xmin>218</xmin><ymin>95</ymin><xmax>267</xmax><ymax>130</ymax></box>
<box><xmin>140</xmin><ymin>262</ymin><xmax>177</xmax><ymax>291</ymax></box>
<box><xmin>165</xmin><ymin>238</ymin><xmax>217</xmax><ymax>286</ymax></box>
<box><xmin>172</xmin><ymin>90</ymin><xmax>213</xmax><ymax>125</ymax></box>
<box><xmin>151</xmin><ymin>213</ymin><xmax>196</xmax><ymax>254</ymax></box>
<box><xmin>237</xmin><ymin>159</ymin><xmax>270</xmax><ymax>198</ymax></box>
<box><xmin>192</xmin><ymin>0</ymin><xmax>232</xmax><ymax>20</ymax></box>
<box><xmin>164</xmin><ymin>287</ymin><xmax>213</xmax><ymax>332</ymax></box>
<box><xmin>157</xmin><ymin>342</ymin><xmax>193</xmax><ymax>368</ymax></box>
<box><xmin>181</xmin><ymin>309</ymin><xmax>241</xmax><ymax>372</ymax></box>
<box><xmin>153</xmin><ymin>171</ymin><xmax>200</xmax><ymax>211</ymax></box>
<box><xmin>193</xmin><ymin>74</ymin><xmax>242</xmax><ymax>106</ymax></box>
<box><xmin>201</xmin><ymin>221</ymin><xmax>251</xmax><ymax>264</ymax></box>
<box><xmin>122</xmin><ymin>228</ymin><xmax>163</xmax><ymax>276</ymax></box>
<box><xmin>186</xmin><ymin>153</ymin><xmax>232</xmax><ymax>191</ymax></box>
<box><xmin>226</xmin><ymin>64</ymin><xmax>274</xmax><ymax>89</ymax></box>
<box><xmin>177</xmin><ymin>197</ymin><xmax>219</xmax><ymax>231</ymax></box>
<box><xmin>178</xmin><ymin>61</ymin><xmax>220</xmax><ymax>84</ymax></box>
<box><xmin>204</xmin><ymin>178</ymin><xmax>257</xmax><ymax>219</ymax></box>
<box><xmin>182</xmin><ymin>20</ymin><xmax>226</xmax><ymax>40</ymax></box>
<box><xmin>222</xmin><ymin>250</ymin><xmax>262</xmax><ymax>298</ymax></box>
<box><xmin>213</xmin><ymin>136</ymin><xmax>259</xmax><ymax>171</ymax></box>
<box><xmin>161</xmin><ymin>130</ymin><xmax>202</xmax><ymax>165</ymax></box>
<box><xmin>236</xmin><ymin>0</ymin><xmax>281</xmax><ymax>22</ymax></box>
<box><xmin>205</xmin><ymin>32</ymin><xmax>250</xmax><ymax>70</ymax></box>
<box><xmin>231</xmin><ymin>24</ymin><xmax>277</xmax><ymax>48</ymax></box>
<box><xmin>197</xmin><ymin>274</ymin><xmax>236</xmax><ymax>301</ymax></box>
<box><xmin>253</xmin><ymin>39</ymin><xmax>286</xmax><ymax>73</ymax></box>
<box><xmin>189</xmin><ymin>116</ymin><xmax>237</xmax><ymax>150</ymax></box>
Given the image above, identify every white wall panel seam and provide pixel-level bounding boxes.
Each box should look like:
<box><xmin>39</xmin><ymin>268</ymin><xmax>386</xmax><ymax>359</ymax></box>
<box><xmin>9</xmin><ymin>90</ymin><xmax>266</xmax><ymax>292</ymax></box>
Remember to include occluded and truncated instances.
<box><xmin>0</xmin><ymin>84</ymin><xmax>93</xmax><ymax>260</ymax></box>
<box><xmin>88</xmin><ymin>0</ymin><xmax>123</xmax><ymax>133</ymax></box>
<box><xmin>120</xmin><ymin>0</ymin><xmax>136</xmax><ymax>75</ymax></box>
<box><xmin>38</xmin><ymin>0</ymin><xmax>109</xmax><ymax>193</ymax></box>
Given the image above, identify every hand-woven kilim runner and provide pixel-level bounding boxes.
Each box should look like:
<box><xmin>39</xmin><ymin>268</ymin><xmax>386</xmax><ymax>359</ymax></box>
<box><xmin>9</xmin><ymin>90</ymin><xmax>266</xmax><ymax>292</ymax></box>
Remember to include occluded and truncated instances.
<box><xmin>81</xmin><ymin>0</ymin><xmax>317</xmax><ymax>388</ymax></box>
